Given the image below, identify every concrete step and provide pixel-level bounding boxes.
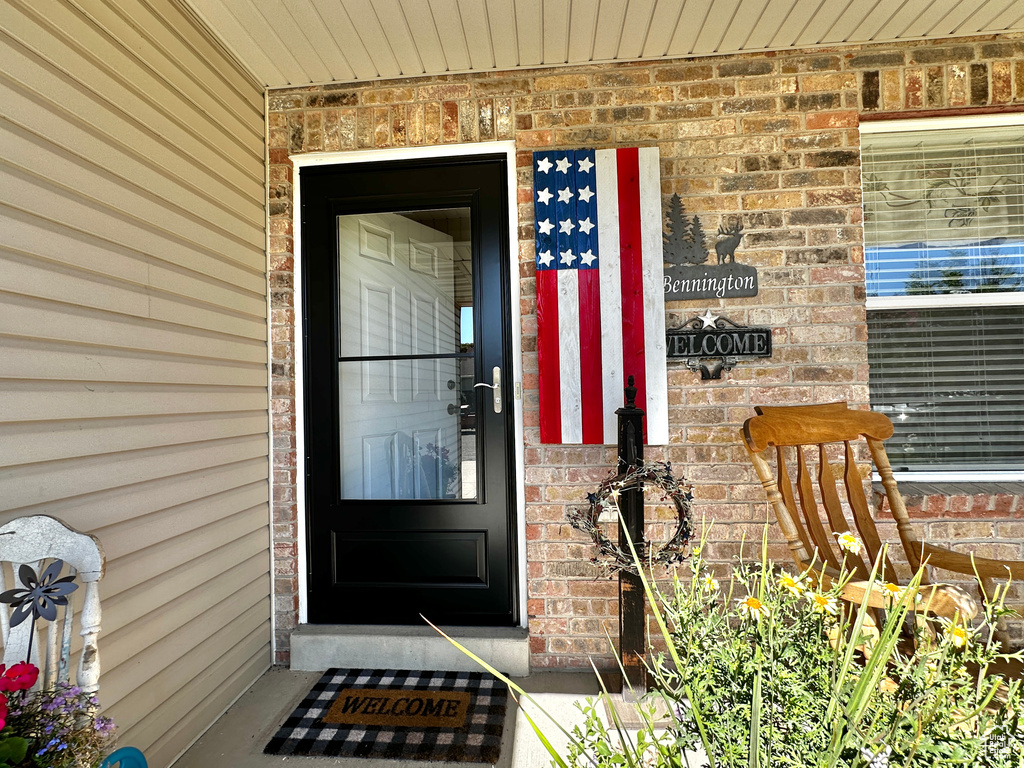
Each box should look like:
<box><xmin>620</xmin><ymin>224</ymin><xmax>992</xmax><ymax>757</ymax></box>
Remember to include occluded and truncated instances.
<box><xmin>290</xmin><ymin>624</ymin><xmax>531</xmax><ymax>676</ymax></box>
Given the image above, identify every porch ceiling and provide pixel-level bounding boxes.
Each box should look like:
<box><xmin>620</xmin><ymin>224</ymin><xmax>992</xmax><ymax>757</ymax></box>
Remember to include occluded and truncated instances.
<box><xmin>182</xmin><ymin>0</ymin><xmax>1024</xmax><ymax>89</ymax></box>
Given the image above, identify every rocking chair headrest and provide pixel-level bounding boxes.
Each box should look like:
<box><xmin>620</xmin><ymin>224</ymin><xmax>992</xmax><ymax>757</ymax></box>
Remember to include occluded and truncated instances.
<box><xmin>743</xmin><ymin>402</ymin><xmax>894</xmax><ymax>452</ymax></box>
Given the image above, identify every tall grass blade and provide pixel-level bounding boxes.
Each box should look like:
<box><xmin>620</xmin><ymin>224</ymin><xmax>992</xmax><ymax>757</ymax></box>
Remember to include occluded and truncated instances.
<box><xmin>748</xmin><ymin>665</ymin><xmax>762</xmax><ymax>768</ymax></box>
<box><xmin>423</xmin><ymin>615</ymin><xmax>585</xmax><ymax>764</ymax></box>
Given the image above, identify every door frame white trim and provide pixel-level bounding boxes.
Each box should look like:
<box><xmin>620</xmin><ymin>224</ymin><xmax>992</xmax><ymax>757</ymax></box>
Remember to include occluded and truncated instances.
<box><xmin>291</xmin><ymin>141</ymin><xmax>527</xmax><ymax>627</ymax></box>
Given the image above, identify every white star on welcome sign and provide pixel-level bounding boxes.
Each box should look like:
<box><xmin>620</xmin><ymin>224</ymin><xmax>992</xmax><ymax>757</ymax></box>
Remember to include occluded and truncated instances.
<box><xmin>698</xmin><ymin>309</ymin><xmax>719</xmax><ymax>329</ymax></box>
<box><xmin>538</xmin><ymin>249</ymin><xmax>554</xmax><ymax>267</ymax></box>
<box><xmin>578</xmin><ymin>186</ymin><xmax>594</xmax><ymax>203</ymax></box>
<box><xmin>557</xmin><ymin>187</ymin><xmax>573</xmax><ymax>203</ymax></box>
<box><xmin>559</xmin><ymin>248</ymin><xmax>576</xmax><ymax>265</ymax></box>
<box><xmin>555</xmin><ymin>157</ymin><xmax>571</xmax><ymax>174</ymax></box>
<box><xmin>537</xmin><ymin>218</ymin><xmax>554</xmax><ymax>235</ymax></box>
<box><xmin>559</xmin><ymin>218</ymin><xmax>575</xmax><ymax>234</ymax></box>
<box><xmin>537</xmin><ymin>188</ymin><xmax>553</xmax><ymax>205</ymax></box>
<box><xmin>580</xmin><ymin>249</ymin><xmax>597</xmax><ymax>266</ymax></box>
<box><xmin>536</xmin><ymin>157</ymin><xmax>553</xmax><ymax>173</ymax></box>
<box><xmin>578</xmin><ymin>217</ymin><xmax>595</xmax><ymax>235</ymax></box>
<box><xmin>577</xmin><ymin>156</ymin><xmax>594</xmax><ymax>173</ymax></box>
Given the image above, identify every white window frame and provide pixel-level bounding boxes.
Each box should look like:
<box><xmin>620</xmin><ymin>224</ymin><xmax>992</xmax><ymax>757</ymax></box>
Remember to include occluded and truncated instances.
<box><xmin>860</xmin><ymin>114</ymin><xmax>1024</xmax><ymax>482</ymax></box>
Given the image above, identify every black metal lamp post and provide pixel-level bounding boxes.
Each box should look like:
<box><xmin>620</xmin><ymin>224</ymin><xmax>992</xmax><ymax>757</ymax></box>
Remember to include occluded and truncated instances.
<box><xmin>616</xmin><ymin>375</ymin><xmax>645</xmax><ymax>699</ymax></box>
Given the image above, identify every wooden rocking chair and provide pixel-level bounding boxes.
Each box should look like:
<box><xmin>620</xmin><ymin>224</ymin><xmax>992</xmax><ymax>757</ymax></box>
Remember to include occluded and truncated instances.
<box><xmin>740</xmin><ymin>402</ymin><xmax>1008</xmax><ymax>625</ymax></box>
<box><xmin>0</xmin><ymin>515</ymin><xmax>105</xmax><ymax>695</ymax></box>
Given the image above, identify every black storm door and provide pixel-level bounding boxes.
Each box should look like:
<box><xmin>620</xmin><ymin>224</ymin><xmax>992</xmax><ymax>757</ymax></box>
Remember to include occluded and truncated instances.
<box><xmin>302</xmin><ymin>155</ymin><xmax>516</xmax><ymax>625</ymax></box>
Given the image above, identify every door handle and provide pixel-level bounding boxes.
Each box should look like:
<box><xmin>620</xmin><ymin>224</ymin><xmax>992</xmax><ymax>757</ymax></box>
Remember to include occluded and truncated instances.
<box><xmin>473</xmin><ymin>366</ymin><xmax>502</xmax><ymax>414</ymax></box>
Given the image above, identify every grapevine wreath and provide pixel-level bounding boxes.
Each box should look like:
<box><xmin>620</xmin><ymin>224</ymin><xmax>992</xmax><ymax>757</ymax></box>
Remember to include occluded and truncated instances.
<box><xmin>568</xmin><ymin>460</ymin><xmax>695</xmax><ymax>576</ymax></box>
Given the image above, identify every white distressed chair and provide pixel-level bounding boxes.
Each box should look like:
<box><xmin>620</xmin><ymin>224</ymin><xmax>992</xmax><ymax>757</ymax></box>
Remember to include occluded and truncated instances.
<box><xmin>0</xmin><ymin>516</ymin><xmax>105</xmax><ymax>695</ymax></box>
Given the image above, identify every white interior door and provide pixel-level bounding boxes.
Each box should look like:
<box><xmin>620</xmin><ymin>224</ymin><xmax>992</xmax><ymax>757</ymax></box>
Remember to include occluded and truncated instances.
<box><xmin>337</xmin><ymin>211</ymin><xmax>465</xmax><ymax>499</ymax></box>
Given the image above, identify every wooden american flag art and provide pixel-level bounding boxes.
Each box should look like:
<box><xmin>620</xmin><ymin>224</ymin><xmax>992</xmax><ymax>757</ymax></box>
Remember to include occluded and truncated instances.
<box><xmin>532</xmin><ymin>147</ymin><xmax>668</xmax><ymax>445</ymax></box>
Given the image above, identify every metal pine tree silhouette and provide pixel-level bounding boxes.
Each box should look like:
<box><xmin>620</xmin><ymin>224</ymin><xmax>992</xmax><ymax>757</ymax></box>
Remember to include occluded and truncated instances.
<box><xmin>663</xmin><ymin>194</ymin><xmax>708</xmax><ymax>265</ymax></box>
<box><xmin>688</xmin><ymin>214</ymin><xmax>709</xmax><ymax>264</ymax></box>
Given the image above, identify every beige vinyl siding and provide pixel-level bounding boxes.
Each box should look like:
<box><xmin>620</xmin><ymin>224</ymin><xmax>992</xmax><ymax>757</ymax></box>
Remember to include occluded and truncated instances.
<box><xmin>0</xmin><ymin>0</ymin><xmax>269</xmax><ymax>765</ymax></box>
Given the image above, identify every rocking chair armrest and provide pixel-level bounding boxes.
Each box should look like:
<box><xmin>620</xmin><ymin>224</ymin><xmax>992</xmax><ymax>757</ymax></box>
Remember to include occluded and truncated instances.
<box><xmin>913</xmin><ymin>541</ymin><xmax>1024</xmax><ymax>581</ymax></box>
<box><xmin>809</xmin><ymin>564</ymin><xmax>979</xmax><ymax>620</ymax></box>
<box><xmin>840</xmin><ymin>579</ymin><xmax>979</xmax><ymax>621</ymax></box>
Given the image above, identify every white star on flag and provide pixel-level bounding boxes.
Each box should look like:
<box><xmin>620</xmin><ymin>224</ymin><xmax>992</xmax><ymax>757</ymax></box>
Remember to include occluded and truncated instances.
<box><xmin>558</xmin><ymin>218</ymin><xmax>575</xmax><ymax>234</ymax></box>
<box><xmin>537</xmin><ymin>249</ymin><xmax>554</xmax><ymax>267</ymax></box>
<box><xmin>580</xmin><ymin>249</ymin><xmax>596</xmax><ymax>266</ymax></box>
<box><xmin>537</xmin><ymin>188</ymin><xmax>553</xmax><ymax>204</ymax></box>
<box><xmin>698</xmin><ymin>309</ymin><xmax>719</xmax><ymax>328</ymax></box>
<box><xmin>559</xmin><ymin>248</ymin><xmax>576</xmax><ymax>265</ymax></box>
<box><xmin>578</xmin><ymin>186</ymin><xmax>594</xmax><ymax>203</ymax></box>
<box><xmin>536</xmin><ymin>157</ymin><xmax>553</xmax><ymax>173</ymax></box>
<box><xmin>537</xmin><ymin>218</ymin><xmax>554</xmax><ymax>235</ymax></box>
<box><xmin>557</xmin><ymin>187</ymin><xmax>573</xmax><ymax>203</ymax></box>
<box><xmin>578</xmin><ymin>217</ymin><xmax>595</xmax><ymax>235</ymax></box>
<box><xmin>577</xmin><ymin>156</ymin><xmax>594</xmax><ymax>173</ymax></box>
<box><xmin>555</xmin><ymin>157</ymin><xmax>571</xmax><ymax>173</ymax></box>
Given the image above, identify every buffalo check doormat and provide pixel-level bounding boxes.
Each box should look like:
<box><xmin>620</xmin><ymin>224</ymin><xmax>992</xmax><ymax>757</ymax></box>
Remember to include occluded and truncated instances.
<box><xmin>264</xmin><ymin>668</ymin><xmax>508</xmax><ymax>763</ymax></box>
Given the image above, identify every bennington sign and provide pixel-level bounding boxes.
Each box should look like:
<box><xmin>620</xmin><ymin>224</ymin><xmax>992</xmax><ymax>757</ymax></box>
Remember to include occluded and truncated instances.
<box><xmin>664</xmin><ymin>268</ymin><xmax>757</xmax><ymax>299</ymax></box>
<box><xmin>667</xmin><ymin>311</ymin><xmax>772</xmax><ymax>380</ymax></box>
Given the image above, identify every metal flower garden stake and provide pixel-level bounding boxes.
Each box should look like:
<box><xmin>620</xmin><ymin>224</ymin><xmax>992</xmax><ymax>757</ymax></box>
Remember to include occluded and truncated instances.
<box><xmin>0</xmin><ymin>560</ymin><xmax>79</xmax><ymax>665</ymax></box>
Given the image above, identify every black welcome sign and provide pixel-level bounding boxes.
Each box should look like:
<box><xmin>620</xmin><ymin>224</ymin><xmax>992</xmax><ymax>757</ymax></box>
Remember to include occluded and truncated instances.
<box><xmin>667</xmin><ymin>311</ymin><xmax>772</xmax><ymax>380</ymax></box>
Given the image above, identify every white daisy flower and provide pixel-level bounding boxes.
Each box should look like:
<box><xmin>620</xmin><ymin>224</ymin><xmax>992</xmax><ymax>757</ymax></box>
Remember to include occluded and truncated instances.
<box><xmin>808</xmin><ymin>591</ymin><xmax>839</xmax><ymax>616</ymax></box>
<box><xmin>738</xmin><ymin>595</ymin><xmax>768</xmax><ymax>622</ymax></box>
<box><xmin>880</xmin><ymin>582</ymin><xmax>903</xmax><ymax>602</ymax></box>
<box><xmin>835</xmin><ymin>531</ymin><xmax>863</xmax><ymax>556</ymax></box>
<box><xmin>944</xmin><ymin>623</ymin><xmax>971</xmax><ymax>649</ymax></box>
<box><xmin>778</xmin><ymin>571</ymin><xmax>804</xmax><ymax>596</ymax></box>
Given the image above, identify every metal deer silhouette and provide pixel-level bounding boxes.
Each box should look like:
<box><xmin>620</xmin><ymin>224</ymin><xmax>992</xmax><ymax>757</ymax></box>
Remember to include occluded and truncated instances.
<box><xmin>715</xmin><ymin>221</ymin><xmax>743</xmax><ymax>264</ymax></box>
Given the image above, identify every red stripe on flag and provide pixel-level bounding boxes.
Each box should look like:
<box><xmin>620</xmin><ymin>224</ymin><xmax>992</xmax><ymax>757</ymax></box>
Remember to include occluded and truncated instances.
<box><xmin>577</xmin><ymin>268</ymin><xmax>603</xmax><ymax>444</ymax></box>
<box><xmin>616</xmin><ymin>148</ymin><xmax>647</xmax><ymax>437</ymax></box>
<box><xmin>536</xmin><ymin>268</ymin><xmax>562</xmax><ymax>443</ymax></box>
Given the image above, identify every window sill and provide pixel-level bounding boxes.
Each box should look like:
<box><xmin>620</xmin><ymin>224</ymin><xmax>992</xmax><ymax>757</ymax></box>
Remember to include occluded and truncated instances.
<box><xmin>872</xmin><ymin>480</ymin><xmax>1024</xmax><ymax>498</ymax></box>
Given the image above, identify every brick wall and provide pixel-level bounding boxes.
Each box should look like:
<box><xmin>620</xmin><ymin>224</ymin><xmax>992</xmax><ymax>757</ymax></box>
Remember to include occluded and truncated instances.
<box><xmin>268</xmin><ymin>34</ymin><xmax>1024</xmax><ymax>666</ymax></box>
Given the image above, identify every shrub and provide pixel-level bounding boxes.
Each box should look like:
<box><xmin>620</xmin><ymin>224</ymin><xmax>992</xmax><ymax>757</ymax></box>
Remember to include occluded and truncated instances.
<box><xmin>439</xmin><ymin>527</ymin><xmax>1024</xmax><ymax>768</ymax></box>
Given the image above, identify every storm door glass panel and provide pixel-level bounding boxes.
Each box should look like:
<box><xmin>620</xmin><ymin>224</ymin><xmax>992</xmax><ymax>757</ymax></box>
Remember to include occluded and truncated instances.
<box><xmin>337</xmin><ymin>209</ymin><xmax>476</xmax><ymax>499</ymax></box>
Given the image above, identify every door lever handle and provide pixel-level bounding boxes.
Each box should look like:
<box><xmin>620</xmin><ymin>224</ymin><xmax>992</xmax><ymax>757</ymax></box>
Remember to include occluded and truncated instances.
<box><xmin>473</xmin><ymin>366</ymin><xmax>502</xmax><ymax>414</ymax></box>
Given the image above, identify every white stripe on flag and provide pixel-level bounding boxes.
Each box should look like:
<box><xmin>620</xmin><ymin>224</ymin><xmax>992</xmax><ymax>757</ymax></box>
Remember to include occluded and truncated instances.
<box><xmin>557</xmin><ymin>268</ymin><xmax>582</xmax><ymax>443</ymax></box>
<box><xmin>595</xmin><ymin>149</ymin><xmax>623</xmax><ymax>445</ymax></box>
<box><xmin>638</xmin><ymin>147</ymin><xmax>669</xmax><ymax>445</ymax></box>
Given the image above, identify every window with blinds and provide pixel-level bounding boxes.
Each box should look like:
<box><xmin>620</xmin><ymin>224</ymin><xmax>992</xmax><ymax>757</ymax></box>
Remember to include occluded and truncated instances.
<box><xmin>861</xmin><ymin>120</ymin><xmax>1024</xmax><ymax>473</ymax></box>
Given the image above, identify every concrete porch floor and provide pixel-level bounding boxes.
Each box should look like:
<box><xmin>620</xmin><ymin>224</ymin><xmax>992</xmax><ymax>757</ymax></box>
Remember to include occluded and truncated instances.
<box><xmin>173</xmin><ymin>666</ymin><xmax>605</xmax><ymax>768</ymax></box>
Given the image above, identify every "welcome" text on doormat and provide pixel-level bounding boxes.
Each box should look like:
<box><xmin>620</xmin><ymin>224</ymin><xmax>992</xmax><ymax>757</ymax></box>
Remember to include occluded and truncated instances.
<box><xmin>323</xmin><ymin>688</ymin><xmax>472</xmax><ymax>727</ymax></box>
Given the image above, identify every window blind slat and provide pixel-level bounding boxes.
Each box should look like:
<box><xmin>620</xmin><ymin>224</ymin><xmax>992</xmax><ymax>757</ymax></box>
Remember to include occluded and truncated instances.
<box><xmin>867</xmin><ymin>305</ymin><xmax>1024</xmax><ymax>470</ymax></box>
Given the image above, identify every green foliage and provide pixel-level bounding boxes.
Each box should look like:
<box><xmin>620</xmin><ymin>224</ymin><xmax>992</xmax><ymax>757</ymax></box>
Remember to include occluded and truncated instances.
<box><xmin>0</xmin><ymin>735</ymin><xmax>28</xmax><ymax>767</ymax></box>
<box><xmin>3</xmin><ymin>683</ymin><xmax>115</xmax><ymax>768</ymax></box>
<box><xmin>553</xmin><ymin>528</ymin><xmax>1024</xmax><ymax>768</ymax></box>
<box><xmin>905</xmin><ymin>250</ymin><xmax>1023</xmax><ymax>296</ymax></box>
